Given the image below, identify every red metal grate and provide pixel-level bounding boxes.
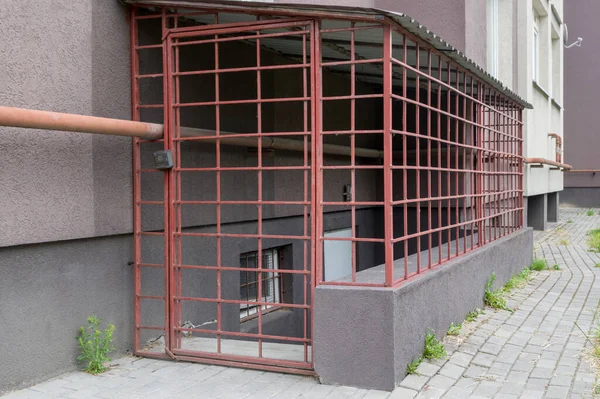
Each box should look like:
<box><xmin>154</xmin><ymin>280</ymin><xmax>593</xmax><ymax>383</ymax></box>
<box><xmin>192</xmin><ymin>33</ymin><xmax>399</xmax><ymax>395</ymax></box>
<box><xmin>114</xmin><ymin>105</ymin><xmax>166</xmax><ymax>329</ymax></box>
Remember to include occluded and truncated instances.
<box><xmin>130</xmin><ymin>5</ymin><xmax>524</xmax><ymax>373</ymax></box>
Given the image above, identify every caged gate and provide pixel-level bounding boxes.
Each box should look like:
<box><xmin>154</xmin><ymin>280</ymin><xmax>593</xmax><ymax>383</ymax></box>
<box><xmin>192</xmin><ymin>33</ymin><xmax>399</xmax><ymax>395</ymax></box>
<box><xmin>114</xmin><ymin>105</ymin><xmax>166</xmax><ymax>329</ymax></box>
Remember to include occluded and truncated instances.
<box><xmin>129</xmin><ymin>3</ymin><xmax>527</xmax><ymax>374</ymax></box>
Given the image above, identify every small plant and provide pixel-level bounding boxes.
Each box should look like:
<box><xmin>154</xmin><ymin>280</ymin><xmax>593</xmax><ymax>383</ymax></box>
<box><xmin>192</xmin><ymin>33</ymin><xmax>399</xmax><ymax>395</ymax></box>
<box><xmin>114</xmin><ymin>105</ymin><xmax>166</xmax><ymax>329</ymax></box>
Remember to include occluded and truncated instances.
<box><xmin>588</xmin><ymin>229</ymin><xmax>600</xmax><ymax>252</ymax></box>
<box><xmin>503</xmin><ymin>268</ymin><xmax>531</xmax><ymax>291</ymax></box>
<box><xmin>559</xmin><ymin>239</ymin><xmax>569</xmax><ymax>246</ymax></box>
<box><xmin>465</xmin><ymin>308</ymin><xmax>484</xmax><ymax>322</ymax></box>
<box><xmin>76</xmin><ymin>315</ymin><xmax>115</xmax><ymax>374</ymax></box>
<box><xmin>423</xmin><ymin>330</ymin><xmax>447</xmax><ymax>359</ymax></box>
<box><xmin>406</xmin><ymin>357</ymin><xmax>422</xmax><ymax>375</ymax></box>
<box><xmin>595</xmin><ymin>263</ymin><xmax>600</xmax><ymax>268</ymax></box>
<box><xmin>530</xmin><ymin>258</ymin><xmax>548</xmax><ymax>271</ymax></box>
<box><xmin>588</xmin><ymin>210</ymin><xmax>595</xmax><ymax>216</ymax></box>
<box><xmin>552</xmin><ymin>264</ymin><xmax>561</xmax><ymax>271</ymax></box>
<box><xmin>484</xmin><ymin>273</ymin><xmax>511</xmax><ymax>311</ymax></box>
<box><xmin>567</xmin><ymin>220</ymin><xmax>573</xmax><ymax>223</ymax></box>
<box><xmin>447</xmin><ymin>322</ymin><xmax>462</xmax><ymax>336</ymax></box>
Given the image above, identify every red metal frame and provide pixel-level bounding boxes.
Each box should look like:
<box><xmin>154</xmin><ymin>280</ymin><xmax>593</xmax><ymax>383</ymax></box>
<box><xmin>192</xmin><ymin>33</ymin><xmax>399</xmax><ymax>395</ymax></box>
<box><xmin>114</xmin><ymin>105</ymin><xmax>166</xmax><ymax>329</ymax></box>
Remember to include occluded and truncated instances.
<box><xmin>131</xmin><ymin>5</ymin><xmax>525</xmax><ymax>374</ymax></box>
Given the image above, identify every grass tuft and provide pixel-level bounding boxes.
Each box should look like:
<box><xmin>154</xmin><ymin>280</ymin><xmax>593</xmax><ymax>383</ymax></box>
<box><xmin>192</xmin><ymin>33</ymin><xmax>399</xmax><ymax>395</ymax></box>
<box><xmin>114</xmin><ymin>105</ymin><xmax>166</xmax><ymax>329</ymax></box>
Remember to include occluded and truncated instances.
<box><xmin>503</xmin><ymin>268</ymin><xmax>531</xmax><ymax>292</ymax></box>
<box><xmin>567</xmin><ymin>220</ymin><xmax>573</xmax><ymax>223</ymax></box>
<box><xmin>552</xmin><ymin>264</ymin><xmax>561</xmax><ymax>271</ymax></box>
<box><xmin>484</xmin><ymin>273</ymin><xmax>511</xmax><ymax>311</ymax></box>
<box><xmin>559</xmin><ymin>239</ymin><xmax>570</xmax><ymax>246</ymax></box>
<box><xmin>423</xmin><ymin>330</ymin><xmax>447</xmax><ymax>359</ymax></box>
<box><xmin>588</xmin><ymin>210</ymin><xmax>595</xmax><ymax>216</ymax></box>
<box><xmin>588</xmin><ymin>229</ymin><xmax>600</xmax><ymax>252</ymax></box>
<box><xmin>465</xmin><ymin>308</ymin><xmax>484</xmax><ymax>322</ymax></box>
<box><xmin>447</xmin><ymin>322</ymin><xmax>462</xmax><ymax>336</ymax></box>
<box><xmin>406</xmin><ymin>357</ymin><xmax>422</xmax><ymax>375</ymax></box>
<box><xmin>530</xmin><ymin>258</ymin><xmax>548</xmax><ymax>271</ymax></box>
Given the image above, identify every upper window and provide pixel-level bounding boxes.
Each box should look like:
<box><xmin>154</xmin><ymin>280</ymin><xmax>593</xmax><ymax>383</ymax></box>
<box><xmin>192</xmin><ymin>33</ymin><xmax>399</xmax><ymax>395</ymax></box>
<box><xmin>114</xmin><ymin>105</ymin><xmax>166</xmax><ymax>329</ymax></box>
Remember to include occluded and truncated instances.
<box><xmin>239</xmin><ymin>248</ymin><xmax>281</xmax><ymax>320</ymax></box>
<box><xmin>533</xmin><ymin>10</ymin><xmax>540</xmax><ymax>83</ymax></box>
<box><xmin>487</xmin><ymin>0</ymin><xmax>499</xmax><ymax>78</ymax></box>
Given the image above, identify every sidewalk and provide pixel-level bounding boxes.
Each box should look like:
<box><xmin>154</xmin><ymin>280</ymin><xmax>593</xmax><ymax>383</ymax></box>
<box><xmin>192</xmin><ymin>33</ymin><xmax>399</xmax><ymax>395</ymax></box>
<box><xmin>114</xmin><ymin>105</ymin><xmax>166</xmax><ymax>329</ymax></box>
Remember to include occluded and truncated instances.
<box><xmin>3</xmin><ymin>207</ymin><xmax>600</xmax><ymax>399</ymax></box>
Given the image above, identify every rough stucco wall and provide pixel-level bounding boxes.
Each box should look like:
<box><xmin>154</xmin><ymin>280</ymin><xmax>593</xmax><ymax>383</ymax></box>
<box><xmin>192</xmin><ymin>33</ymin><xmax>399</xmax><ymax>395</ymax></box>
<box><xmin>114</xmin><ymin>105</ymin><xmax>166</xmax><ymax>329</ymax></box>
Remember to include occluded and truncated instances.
<box><xmin>91</xmin><ymin>1</ymin><xmax>133</xmax><ymax>237</ymax></box>
<box><xmin>0</xmin><ymin>1</ymin><xmax>95</xmax><ymax>246</ymax></box>
<box><xmin>464</xmin><ymin>0</ymin><xmax>487</xmax><ymax>68</ymax></box>
<box><xmin>0</xmin><ymin>235</ymin><xmax>134</xmax><ymax>394</ymax></box>
<box><xmin>0</xmin><ymin>0</ymin><xmax>133</xmax><ymax>247</ymax></box>
<box><xmin>376</xmin><ymin>0</ymin><xmax>466</xmax><ymax>53</ymax></box>
<box><xmin>564</xmin><ymin>0</ymin><xmax>600</xmax><ymax>187</ymax></box>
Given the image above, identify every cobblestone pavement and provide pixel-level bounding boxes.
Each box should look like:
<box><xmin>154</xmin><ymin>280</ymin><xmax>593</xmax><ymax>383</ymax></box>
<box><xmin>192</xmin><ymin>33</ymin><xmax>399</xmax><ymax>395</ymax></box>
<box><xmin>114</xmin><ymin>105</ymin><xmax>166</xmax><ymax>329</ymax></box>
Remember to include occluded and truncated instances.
<box><xmin>3</xmin><ymin>208</ymin><xmax>600</xmax><ymax>399</ymax></box>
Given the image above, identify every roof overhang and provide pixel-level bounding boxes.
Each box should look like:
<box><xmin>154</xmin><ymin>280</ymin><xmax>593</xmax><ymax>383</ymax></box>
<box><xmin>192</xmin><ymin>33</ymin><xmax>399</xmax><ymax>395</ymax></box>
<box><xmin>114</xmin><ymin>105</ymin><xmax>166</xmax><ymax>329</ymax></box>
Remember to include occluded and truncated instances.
<box><xmin>123</xmin><ymin>0</ymin><xmax>533</xmax><ymax>109</ymax></box>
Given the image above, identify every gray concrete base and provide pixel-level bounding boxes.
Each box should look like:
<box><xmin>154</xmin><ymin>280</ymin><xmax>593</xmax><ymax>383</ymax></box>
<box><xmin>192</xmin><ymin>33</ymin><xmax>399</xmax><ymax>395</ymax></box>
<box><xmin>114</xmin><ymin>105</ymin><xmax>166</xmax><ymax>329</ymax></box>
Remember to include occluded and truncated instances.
<box><xmin>527</xmin><ymin>194</ymin><xmax>548</xmax><ymax>231</ymax></box>
<box><xmin>547</xmin><ymin>192</ymin><xmax>559</xmax><ymax>223</ymax></box>
<box><xmin>560</xmin><ymin>187</ymin><xmax>600</xmax><ymax>208</ymax></box>
<box><xmin>313</xmin><ymin>228</ymin><xmax>533</xmax><ymax>391</ymax></box>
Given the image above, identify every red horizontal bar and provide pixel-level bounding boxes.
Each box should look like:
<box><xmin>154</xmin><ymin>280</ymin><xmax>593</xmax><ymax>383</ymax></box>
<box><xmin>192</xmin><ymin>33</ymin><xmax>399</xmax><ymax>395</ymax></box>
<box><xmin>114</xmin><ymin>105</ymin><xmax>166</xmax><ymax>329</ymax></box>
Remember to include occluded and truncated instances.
<box><xmin>319</xmin><ymin>24</ymin><xmax>383</xmax><ymax>33</ymax></box>
<box><xmin>176</xmin><ymin>264</ymin><xmax>311</xmax><ymax>275</ymax></box>
<box><xmin>322</xmin><ymin>201</ymin><xmax>383</xmax><ymax>206</ymax></box>
<box><xmin>135</xmin><ymin>44</ymin><xmax>163</xmax><ymax>50</ymax></box>
<box><xmin>171</xmin><ymin>28</ymin><xmax>310</xmax><ymax>47</ymax></box>
<box><xmin>322</xmin><ymin>93</ymin><xmax>384</xmax><ymax>101</ymax></box>
<box><xmin>177</xmin><ymin>166</ymin><xmax>310</xmax><ymax>172</ymax></box>
<box><xmin>322</xmin><ymin>129</ymin><xmax>383</xmax><ymax>135</ymax></box>
<box><xmin>172</xmin><ymin>351</ymin><xmax>314</xmax><ymax>373</ymax></box>
<box><xmin>174</xmin><ymin>131</ymin><xmax>309</xmax><ymax>141</ymax></box>
<box><xmin>138</xmin><ymin>201</ymin><xmax>164</xmax><ymax>205</ymax></box>
<box><xmin>174</xmin><ymin>327</ymin><xmax>310</xmax><ymax>343</ymax></box>
<box><xmin>139</xmin><ymin>231</ymin><xmax>165</xmax><ymax>237</ymax></box>
<box><xmin>137</xmin><ymin>104</ymin><xmax>164</xmax><ymax>109</ymax></box>
<box><xmin>176</xmin><ymin>232</ymin><xmax>309</xmax><ymax>240</ymax></box>
<box><xmin>173</xmin><ymin>62</ymin><xmax>310</xmax><ymax>77</ymax></box>
<box><xmin>174</xmin><ymin>96</ymin><xmax>310</xmax><ymax>108</ymax></box>
<box><xmin>320</xmin><ymin>236</ymin><xmax>385</xmax><ymax>243</ymax></box>
<box><xmin>168</xmin><ymin>18</ymin><xmax>310</xmax><ymax>38</ymax></box>
<box><xmin>321</xmin><ymin>58</ymin><xmax>384</xmax><ymax>67</ymax></box>
<box><xmin>322</xmin><ymin>165</ymin><xmax>383</xmax><ymax>170</ymax></box>
<box><xmin>174</xmin><ymin>200</ymin><xmax>309</xmax><ymax>205</ymax></box>
<box><xmin>174</xmin><ymin>296</ymin><xmax>311</xmax><ymax>309</ymax></box>
<box><xmin>319</xmin><ymin>281</ymin><xmax>385</xmax><ymax>287</ymax></box>
<box><xmin>136</xmin><ymin>73</ymin><xmax>163</xmax><ymax>79</ymax></box>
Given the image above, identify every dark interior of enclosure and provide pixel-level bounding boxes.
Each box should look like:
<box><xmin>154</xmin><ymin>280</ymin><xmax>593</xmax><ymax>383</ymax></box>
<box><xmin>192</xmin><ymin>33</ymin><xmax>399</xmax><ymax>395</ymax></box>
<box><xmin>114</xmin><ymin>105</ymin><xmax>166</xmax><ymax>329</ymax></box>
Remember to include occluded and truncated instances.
<box><xmin>132</xmin><ymin>7</ymin><xmax>522</xmax><ymax>370</ymax></box>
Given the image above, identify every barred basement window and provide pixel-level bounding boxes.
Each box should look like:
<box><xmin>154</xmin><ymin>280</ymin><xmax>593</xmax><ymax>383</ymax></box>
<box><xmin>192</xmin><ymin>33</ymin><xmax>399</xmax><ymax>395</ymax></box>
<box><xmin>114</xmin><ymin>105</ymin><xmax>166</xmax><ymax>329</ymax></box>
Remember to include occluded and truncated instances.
<box><xmin>239</xmin><ymin>248</ymin><xmax>281</xmax><ymax>320</ymax></box>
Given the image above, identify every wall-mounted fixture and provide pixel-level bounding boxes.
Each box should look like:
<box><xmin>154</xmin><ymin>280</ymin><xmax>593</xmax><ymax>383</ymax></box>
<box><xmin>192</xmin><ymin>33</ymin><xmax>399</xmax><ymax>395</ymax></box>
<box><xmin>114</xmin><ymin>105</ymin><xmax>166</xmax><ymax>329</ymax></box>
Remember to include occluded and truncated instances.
<box><xmin>564</xmin><ymin>24</ymin><xmax>583</xmax><ymax>49</ymax></box>
<box><xmin>343</xmin><ymin>184</ymin><xmax>352</xmax><ymax>202</ymax></box>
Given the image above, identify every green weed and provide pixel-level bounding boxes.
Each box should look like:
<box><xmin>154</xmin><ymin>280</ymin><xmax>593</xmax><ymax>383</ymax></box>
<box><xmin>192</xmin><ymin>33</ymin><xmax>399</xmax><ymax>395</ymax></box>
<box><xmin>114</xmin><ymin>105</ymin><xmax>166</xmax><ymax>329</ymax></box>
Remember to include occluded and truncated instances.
<box><xmin>447</xmin><ymin>322</ymin><xmax>462</xmax><ymax>336</ymax></box>
<box><xmin>559</xmin><ymin>239</ymin><xmax>570</xmax><ymax>246</ymax></box>
<box><xmin>406</xmin><ymin>357</ymin><xmax>422</xmax><ymax>375</ymax></box>
<box><xmin>567</xmin><ymin>220</ymin><xmax>573</xmax><ymax>223</ymax></box>
<box><xmin>588</xmin><ymin>210</ymin><xmax>595</xmax><ymax>216</ymax></box>
<box><xmin>588</xmin><ymin>229</ymin><xmax>600</xmax><ymax>252</ymax></box>
<box><xmin>552</xmin><ymin>264</ymin><xmax>561</xmax><ymax>271</ymax></box>
<box><xmin>423</xmin><ymin>330</ymin><xmax>446</xmax><ymax>359</ymax></box>
<box><xmin>465</xmin><ymin>308</ymin><xmax>484</xmax><ymax>322</ymax></box>
<box><xmin>530</xmin><ymin>258</ymin><xmax>548</xmax><ymax>271</ymax></box>
<box><xmin>503</xmin><ymin>268</ymin><xmax>531</xmax><ymax>291</ymax></box>
<box><xmin>484</xmin><ymin>273</ymin><xmax>511</xmax><ymax>311</ymax></box>
<box><xmin>76</xmin><ymin>315</ymin><xmax>115</xmax><ymax>374</ymax></box>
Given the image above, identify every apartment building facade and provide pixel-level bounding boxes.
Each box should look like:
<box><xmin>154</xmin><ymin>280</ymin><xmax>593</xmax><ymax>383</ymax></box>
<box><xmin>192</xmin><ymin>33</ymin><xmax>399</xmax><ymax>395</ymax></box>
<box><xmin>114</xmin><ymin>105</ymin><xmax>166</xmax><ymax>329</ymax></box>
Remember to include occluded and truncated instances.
<box><xmin>0</xmin><ymin>0</ymin><xmax>545</xmax><ymax>393</ymax></box>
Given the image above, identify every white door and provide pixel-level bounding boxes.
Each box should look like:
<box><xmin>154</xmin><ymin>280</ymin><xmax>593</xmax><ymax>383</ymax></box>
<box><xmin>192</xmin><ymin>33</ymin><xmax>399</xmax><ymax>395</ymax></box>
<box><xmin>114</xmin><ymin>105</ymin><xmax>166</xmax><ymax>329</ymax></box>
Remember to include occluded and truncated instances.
<box><xmin>324</xmin><ymin>228</ymin><xmax>353</xmax><ymax>282</ymax></box>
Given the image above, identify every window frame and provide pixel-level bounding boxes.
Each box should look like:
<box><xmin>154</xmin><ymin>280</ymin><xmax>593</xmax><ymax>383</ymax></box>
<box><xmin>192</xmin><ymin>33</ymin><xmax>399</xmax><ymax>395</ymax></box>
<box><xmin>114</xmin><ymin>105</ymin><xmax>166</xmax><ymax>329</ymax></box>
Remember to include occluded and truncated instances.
<box><xmin>533</xmin><ymin>10</ymin><xmax>540</xmax><ymax>83</ymax></box>
<box><xmin>239</xmin><ymin>248</ymin><xmax>282</xmax><ymax>321</ymax></box>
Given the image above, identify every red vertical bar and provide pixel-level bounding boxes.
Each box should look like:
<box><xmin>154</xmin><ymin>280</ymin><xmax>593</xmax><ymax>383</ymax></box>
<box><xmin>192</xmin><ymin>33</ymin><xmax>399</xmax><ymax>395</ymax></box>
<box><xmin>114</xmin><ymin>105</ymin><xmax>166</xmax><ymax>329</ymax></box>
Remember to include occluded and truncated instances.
<box><xmin>383</xmin><ymin>25</ymin><xmax>394</xmax><ymax>286</ymax></box>
<box><xmin>426</xmin><ymin>49</ymin><xmax>432</xmax><ymax>269</ymax></box>
<box><xmin>415</xmin><ymin>44</ymin><xmax>421</xmax><ymax>274</ymax></box>
<box><xmin>437</xmin><ymin>57</ymin><xmax>442</xmax><ymax>264</ymax></box>
<box><xmin>314</xmin><ymin>22</ymin><xmax>324</xmax><ymax>287</ymax></box>
<box><xmin>350</xmin><ymin>23</ymin><xmax>357</xmax><ymax>283</ymax></box>
<box><xmin>256</xmin><ymin>31</ymin><xmax>264</xmax><ymax>359</ymax></box>
<box><xmin>310</xmin><ymin>20</ymin><xmax>319</xmax><ymax>366</ymax></box>
<box><xmin>214</xmin><ymin>31</ymin><xmax>223</xmax><ymax>355</ymax></box>
<box><xmin>402</xmin><ymin>35</ymin><xmax>408</xmax><ymax>279</ymax></box>
<box><xmin>130</xmin><ymin>6</ymin><xmax>142</xmax><ymax>353</ymax></box>
<box><xmin>302</xmin><ymin>28</ymin><xmax>309</xmax><ymax>364</ymax></box>
<box><xmin>163</xmin><ymin>8</ymin><xmax>174</xmax><ymax>356</ymax></box>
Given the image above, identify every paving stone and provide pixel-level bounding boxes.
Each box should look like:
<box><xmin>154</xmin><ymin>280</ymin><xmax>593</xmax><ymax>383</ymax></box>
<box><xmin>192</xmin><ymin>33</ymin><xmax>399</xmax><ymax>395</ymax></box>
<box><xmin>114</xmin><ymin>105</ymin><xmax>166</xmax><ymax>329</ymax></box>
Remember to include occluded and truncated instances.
<box><xmin>448</xmin><ymin>352</ymin><xmax>472</xmax><ymax>368</ymax></box>
<box><xmin>438</xmin><ymin>363</ymin><xmax>464</xmax><ymax>380</ymax></box>
<box><xmin>545</xmin><ymin>385</ymin><xmax>570</xmax><ymax>399</ymax></box>
<box><xmin>471</xmin><ymin>352</ymin><xmax>496</xmax><ymax>367</ymax></box>
<box><xmin>425</xmin><ymin>375</ymin><xmax>454</xmax><ymax>390</ymax></box>
<box><xmin>399</xmin><ymin>375</ymin><xmax>430</xmax><ymax>391</ymax></box>
<box><xmin>388</xmin><ymin>387</ymin><xmax>418</xmax><ymax>399</ymax></box>
<box><xmin>529</xmin><ymin>367</ymin><xmax>554</xmax><ymax>379</ymax></box>
<box><xmin>463</xmin><ymin>365</ymin><xmax>488</xmax><ymax>379</ymax></box>
<box><xmin>471</xmin><ymin>380</ymin><xmax>501</xmax><ymax>397</ymax></box>
<box><xmin>415</xmin><ymin>362</ymin><xmax>441</xmax><ymax>378</ymax></box>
